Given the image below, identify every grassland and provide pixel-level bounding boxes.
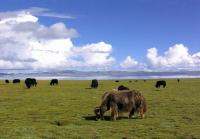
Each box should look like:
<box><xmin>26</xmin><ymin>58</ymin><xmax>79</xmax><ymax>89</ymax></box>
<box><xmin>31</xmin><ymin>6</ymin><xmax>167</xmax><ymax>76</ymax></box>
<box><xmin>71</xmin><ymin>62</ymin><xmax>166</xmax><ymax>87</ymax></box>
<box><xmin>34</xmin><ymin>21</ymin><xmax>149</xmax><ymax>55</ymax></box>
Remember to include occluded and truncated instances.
<box><xmin>0</xmin><ymin>79</ymin><xmax>200</xmax><ymax>139</ymax></box>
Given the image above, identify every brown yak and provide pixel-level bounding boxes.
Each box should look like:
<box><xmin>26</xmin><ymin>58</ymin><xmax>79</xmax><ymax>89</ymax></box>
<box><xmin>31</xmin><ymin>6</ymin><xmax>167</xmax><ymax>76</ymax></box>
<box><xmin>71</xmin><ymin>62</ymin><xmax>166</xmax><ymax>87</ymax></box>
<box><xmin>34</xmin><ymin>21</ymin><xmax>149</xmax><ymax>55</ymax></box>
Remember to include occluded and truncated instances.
<box><xmin>94</xmin><ymin>90</ymin><xmax>147</xmax><ymax>121</ymax></box>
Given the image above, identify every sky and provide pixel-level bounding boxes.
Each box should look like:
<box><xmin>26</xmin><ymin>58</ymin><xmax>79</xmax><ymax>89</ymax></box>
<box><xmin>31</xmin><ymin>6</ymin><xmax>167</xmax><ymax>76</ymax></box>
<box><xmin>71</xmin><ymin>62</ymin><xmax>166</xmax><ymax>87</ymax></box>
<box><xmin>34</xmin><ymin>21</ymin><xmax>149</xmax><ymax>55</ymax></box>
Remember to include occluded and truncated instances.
<box><xmin>0</xmin><ymin>0</ymin><xmax>200</xmax><ymax>71</ymax></box>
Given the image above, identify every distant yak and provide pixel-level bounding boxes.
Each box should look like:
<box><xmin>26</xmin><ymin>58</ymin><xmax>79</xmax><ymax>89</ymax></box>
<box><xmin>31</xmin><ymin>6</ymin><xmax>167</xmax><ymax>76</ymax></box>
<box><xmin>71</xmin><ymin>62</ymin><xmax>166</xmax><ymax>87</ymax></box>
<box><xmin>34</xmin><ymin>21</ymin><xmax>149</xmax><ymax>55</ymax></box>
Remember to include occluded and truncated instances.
<box><xmin>155</xmin><ymin>80</ymin><xmax>166</xmax><ymax>88</ymax></box>
<box><xmin>25</xmin><ymin>78</ymin><xmax>37</xmax><ymax>89</ymax></box>
<box><xmin>95</xmin><ymin>90</ymin><xmax>147</xmax><ymax>121</ymax></box>
<box><xmin>115</xmin><ymin>80</ymin><xmax>119</xmax><ymax>83</ymax></box>
<box><xmin>5</xmin><ymin>79</ymin><xmax>9</xmax><ymax>83</ymax></box>
<box><xmin>13</xmin><ymin>79</ymin><xmax>20</xmax><ymax>84</ymax></box>
<box><xmin>91</xmin><ymin>79</ymin><xmax>98</xmax><ymax>88</ymax></box>
<box><xmin>118</xmin><ymin>85</ymin><xmax>129</xmax><ymax>91</ymax></box>
<box><xmin>50</xmin><ymin>79</ymin><xmax>58</xmax><ymax>86</ymax></box>
<box><xmin>177</xmin><ymin>79</ymin><xmax>180</xmax><ymax>83</ymax></box>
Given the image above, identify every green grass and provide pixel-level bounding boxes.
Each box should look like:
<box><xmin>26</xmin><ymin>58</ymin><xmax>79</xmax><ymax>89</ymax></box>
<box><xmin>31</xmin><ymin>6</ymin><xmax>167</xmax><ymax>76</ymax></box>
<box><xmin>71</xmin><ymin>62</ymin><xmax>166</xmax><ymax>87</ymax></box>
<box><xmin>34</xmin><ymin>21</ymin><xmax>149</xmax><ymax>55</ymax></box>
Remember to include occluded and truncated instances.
<box><xmin>0</xmin><ymin>79</ymin><xmax>200</xmax><ymax>139</ymax></box>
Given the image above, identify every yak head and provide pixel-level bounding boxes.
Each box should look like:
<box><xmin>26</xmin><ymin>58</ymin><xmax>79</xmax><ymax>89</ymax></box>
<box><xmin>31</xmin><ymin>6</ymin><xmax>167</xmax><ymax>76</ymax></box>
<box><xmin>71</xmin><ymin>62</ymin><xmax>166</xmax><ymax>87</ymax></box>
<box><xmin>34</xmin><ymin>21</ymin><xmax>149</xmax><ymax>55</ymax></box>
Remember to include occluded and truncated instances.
<box><xmin>94</xmin><ymin>107</ymin><xmax>101</xmax><ymax>120</ymax></box>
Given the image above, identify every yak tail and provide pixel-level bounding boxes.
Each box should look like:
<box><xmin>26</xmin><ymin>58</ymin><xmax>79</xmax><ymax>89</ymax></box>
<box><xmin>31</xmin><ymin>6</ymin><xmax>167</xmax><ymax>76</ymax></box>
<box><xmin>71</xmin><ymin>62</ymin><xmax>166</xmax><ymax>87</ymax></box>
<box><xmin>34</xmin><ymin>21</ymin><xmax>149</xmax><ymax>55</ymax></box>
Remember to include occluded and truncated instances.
<box><xmin>101</xmin><ymin>92</ymin><xmax>112</xmax><ymax>111</ymax></box>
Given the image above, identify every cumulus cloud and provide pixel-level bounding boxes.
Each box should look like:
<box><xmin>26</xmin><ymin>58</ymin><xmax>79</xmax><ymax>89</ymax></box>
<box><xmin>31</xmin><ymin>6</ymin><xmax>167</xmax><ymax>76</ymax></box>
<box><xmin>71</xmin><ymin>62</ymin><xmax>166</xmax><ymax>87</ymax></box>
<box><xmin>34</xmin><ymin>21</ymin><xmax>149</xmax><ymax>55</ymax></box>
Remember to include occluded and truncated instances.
<box><xmin>120</xmin><ymin>56</ymin><xmax>139</xmax><ymax>68</ymax></box>
<box><xmin>120</xmin><ymin>56</ymin><xmax>147</xmax><ymax>71</ymax></box>
<box><xmin>72</xmin><ymin>42</ymin><xmax>115</xmax><ymax>67</ymax></box>
<box><xmin>1</xmin><ymin>8</ymin><xmax>200</xmax><ymax>71</ymax></box>
<box><xmin>146</xmin><ymin>44</ymin><xmax>200</xmax><ymax>71</ymax></box>
<box><xmin>0</xmin><ymin>9</ymin><xmax>114</xmax><ymax>70</ymax></box>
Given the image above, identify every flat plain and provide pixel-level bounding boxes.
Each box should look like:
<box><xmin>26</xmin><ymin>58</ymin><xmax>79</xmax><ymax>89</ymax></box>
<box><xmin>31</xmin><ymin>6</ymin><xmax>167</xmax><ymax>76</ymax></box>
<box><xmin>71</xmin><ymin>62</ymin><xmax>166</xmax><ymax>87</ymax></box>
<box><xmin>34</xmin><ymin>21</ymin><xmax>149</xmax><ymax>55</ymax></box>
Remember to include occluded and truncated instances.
<box><xmin>0</xmin><ymin>79</ymin><xmax>200</xmax><ymax>139</ymax></box>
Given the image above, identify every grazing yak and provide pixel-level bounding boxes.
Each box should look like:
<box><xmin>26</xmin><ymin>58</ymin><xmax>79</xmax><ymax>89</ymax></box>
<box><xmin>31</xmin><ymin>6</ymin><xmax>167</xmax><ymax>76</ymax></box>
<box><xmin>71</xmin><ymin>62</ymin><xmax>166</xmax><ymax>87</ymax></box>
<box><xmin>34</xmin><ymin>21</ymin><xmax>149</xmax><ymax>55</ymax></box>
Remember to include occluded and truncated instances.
<box><xmin>25</xmin><ymin>78</ymin><xmax>37</xmax><ymax>88</ymax></box>
<box><xmin>115</xmin><ymin>80</ymin><xmax>119</xmax><ymax>83</ymax></box>
<box><xmin>91</xmin><ymin>79</ymin><xmax>98</xmax><ymax>88</ymax></box>
<box><xmin>95</xmin><ymin>90</ymin><xmax>147</xmax><ymax>121</ymax></box>
<box><xmin>118</xmin><ymin>85</ymin><xmax>129</xmax><ymax>91</ymax></box>
<box><xmin>13</xmin><ymin>79</ymin><xmax>20</xmax><ymax>83</ymax></box>
<box><xmin>50</xmin><ymin>79</ymin><xmax>58</xmax><ymax>86</ymax></box>
<box><xmin>177</xmin><ymin>79</ymin><xmax>180</xmax><ymax>83</ymax></box>
<box><xmin>155</xmin><ymin>80</ymin><xmax>166</xmax><ymax>88</ymax></box>
<box><xmin>5</xmin><ymin>80</ymin><xmax>9</xmax><ymax>83</ymax></box>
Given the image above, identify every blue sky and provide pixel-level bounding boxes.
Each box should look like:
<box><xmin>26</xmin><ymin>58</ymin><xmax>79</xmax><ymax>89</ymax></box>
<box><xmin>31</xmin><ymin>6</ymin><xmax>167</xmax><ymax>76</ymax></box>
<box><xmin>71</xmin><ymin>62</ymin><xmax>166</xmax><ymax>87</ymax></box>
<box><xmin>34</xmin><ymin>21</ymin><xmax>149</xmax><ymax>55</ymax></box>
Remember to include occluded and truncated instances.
<box><xmin>0</xmin><ymin>0</ymin><xmax>200</xmax><ymax>71</ymax></box>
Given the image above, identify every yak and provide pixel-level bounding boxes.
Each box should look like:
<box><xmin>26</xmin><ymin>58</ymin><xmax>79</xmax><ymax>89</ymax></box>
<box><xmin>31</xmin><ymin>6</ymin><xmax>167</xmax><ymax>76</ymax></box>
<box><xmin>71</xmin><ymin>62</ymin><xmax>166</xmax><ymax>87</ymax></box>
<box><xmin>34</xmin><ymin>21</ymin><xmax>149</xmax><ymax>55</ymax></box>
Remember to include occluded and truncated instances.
<box><xmin>155</xmin><ymin>80</ymin><xmax>166</xmax><ymax>88</ymax></box>
<box><xmin>118</xmin><ymin>85</ymin><xmax>129</xmax><ymax>91</ymax></box>
<box><xmin>95</xmin><ymin>90</ymin><xmax>147</xmax><ymax>121</ymax></box>
<box><xmin>13</xmin><ymin>79</ymin><xmax>20</xmax><ymax>83</ymax></box>
<box><xmin>50</xmin><ymin>79</ymin><xmax>58</xmax><ymax>86</ymax></box>
<box><xmin>91</xmin><ymin>79</ymin><xmax>98</xmax><ymax>88</ymax></box>
<box><xmin>5</xmin><ymin>80</ymin><xmax>9</xmax><ymax>83</ymax></box>
<box><xmin>25</xmin><ymin>78</ymin><xmax>37</xmax><ymax>88</ymax></box>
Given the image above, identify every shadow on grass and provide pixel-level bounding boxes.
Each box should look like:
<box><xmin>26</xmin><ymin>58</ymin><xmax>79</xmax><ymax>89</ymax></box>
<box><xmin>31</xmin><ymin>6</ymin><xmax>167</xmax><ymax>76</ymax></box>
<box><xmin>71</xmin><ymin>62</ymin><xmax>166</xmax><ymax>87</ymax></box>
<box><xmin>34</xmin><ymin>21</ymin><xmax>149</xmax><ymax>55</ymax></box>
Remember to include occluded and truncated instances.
<box><xmin>83</xmin><ymin>115</ymin><xmax>138</xmax><ymax>121</ymax></box>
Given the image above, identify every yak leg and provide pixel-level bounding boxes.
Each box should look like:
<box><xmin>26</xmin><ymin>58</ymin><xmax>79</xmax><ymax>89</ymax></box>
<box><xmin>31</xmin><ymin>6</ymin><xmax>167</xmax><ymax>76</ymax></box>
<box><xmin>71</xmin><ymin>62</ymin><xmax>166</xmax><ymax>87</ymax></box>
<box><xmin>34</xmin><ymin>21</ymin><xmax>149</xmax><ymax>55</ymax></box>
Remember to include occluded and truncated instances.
<box><xmin>111</xmin><ymin>103</ymin><xmax>118</xmax><ymax>121</ymax></box>
<box><xmin>129</xmin><ymin>108</ymin><xmax>135</xmax><ymax>119</ymax></box>
<box><xmin>139</xmin><ymin>107</ymin><xmax>145</xmax><ymax>119</ymax></box>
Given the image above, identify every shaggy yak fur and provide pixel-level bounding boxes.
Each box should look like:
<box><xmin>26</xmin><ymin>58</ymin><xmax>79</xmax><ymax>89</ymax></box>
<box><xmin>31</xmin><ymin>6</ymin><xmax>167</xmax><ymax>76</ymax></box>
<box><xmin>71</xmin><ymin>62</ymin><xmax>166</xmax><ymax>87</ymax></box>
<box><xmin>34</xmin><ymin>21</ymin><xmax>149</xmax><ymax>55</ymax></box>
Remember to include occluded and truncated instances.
<box><xmin>91</xmin><ymin>79</ymin><xmax>98</xmax><ymax>88</ymax></box>
<box><xmin>118</xmin><ymin>85</ymin><xmax>130</xmax><ymax>91</ymax></box>
<box><xmin>94</xmin><ymin>90</ymin><xmax>147</xmax><ymax>121</ymax></box>
<box><xmin>25</xmin><ymin>78</ymin><xmax>37</xmax><ymax>88</ymax></box>
<box><xmin>13</xmin><ymin>79</ymin><xmax>20</xmax><ymax>83</ymax></box>
<box><xmin>50</xmin><ymin>79</ymin><xmax>58</xmax><ymax>85</ymax></box>
<box><xmin>155</xmin><ymin>80</ymin><xmax>166</xmax><ymax>88</ymax></box>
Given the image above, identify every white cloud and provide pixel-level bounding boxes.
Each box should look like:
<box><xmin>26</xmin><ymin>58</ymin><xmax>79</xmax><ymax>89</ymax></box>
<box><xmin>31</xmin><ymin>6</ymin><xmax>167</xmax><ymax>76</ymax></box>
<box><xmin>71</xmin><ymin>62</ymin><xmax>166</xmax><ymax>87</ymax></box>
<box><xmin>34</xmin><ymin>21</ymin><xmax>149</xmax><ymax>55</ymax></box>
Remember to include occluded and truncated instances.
<box><xmin>120</xmin><ymin>56</ymin><xmax>147</xmax><ymax>71</ymax></box>
<box><xmin>120</xmin><ymin>56</ymin><xmax>139</xmax><ymax>69</ymax></box>
<box><xmin>0</xmin><ymin>10</ymin><xmax>114</xmax><ymax>70</ymax></box>
<box><xmin>72</xmin><ymin>42</ymin><xmax>115</xmax><ymax>67</ymax></box>
<box><xmin>1</xmin><ymin>8</ymin><xmax>200</xmax><ymax>71</ymax></box>
<box><xmin>146</xmin><ymin>44</ymin><xmax>200</xmax><ymax>70</ymax></box>
<box><xmin>25</xmin><ymin>7</ymin><xmax>76</xmax><ymax>19</ymax></box>
<box><xmin>0</xmin><ymin>7</ymin><xmax>75</xmax><ymax>20</ymax></box>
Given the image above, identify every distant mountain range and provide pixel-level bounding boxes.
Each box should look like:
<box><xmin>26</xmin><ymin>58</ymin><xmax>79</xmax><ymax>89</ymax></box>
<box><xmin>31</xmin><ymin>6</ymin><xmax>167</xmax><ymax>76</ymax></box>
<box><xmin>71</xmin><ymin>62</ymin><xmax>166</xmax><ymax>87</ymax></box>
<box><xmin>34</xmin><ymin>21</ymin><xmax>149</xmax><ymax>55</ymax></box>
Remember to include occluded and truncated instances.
<box><xmin>0</xmin><ymin>70</ymin><xmax>200</xmax><ymax>80</ymax></box>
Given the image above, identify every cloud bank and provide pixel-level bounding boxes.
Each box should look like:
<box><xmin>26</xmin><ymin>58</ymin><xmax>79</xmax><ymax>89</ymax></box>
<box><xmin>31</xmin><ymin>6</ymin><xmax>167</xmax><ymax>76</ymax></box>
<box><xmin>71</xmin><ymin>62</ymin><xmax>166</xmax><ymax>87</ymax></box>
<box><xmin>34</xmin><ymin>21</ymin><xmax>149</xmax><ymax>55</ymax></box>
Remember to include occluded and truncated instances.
<box><xmin>146</xmin><ymin>44</ymin><xmax>200</xmax><ymax>71</ymax></box>
<box><xmin>0</xmin><ymin>8</ymin><xmax>200</xmax><ymax>71</ymax></box>
<box><xmin>0</xmin><ymin>8</ymin><xmax>114</xmax><ymax>70</ymax></box>
<box><xmin>120</xmin><ymin>44</ymin><xmax>200</xmax><ymax>71</ymax></box>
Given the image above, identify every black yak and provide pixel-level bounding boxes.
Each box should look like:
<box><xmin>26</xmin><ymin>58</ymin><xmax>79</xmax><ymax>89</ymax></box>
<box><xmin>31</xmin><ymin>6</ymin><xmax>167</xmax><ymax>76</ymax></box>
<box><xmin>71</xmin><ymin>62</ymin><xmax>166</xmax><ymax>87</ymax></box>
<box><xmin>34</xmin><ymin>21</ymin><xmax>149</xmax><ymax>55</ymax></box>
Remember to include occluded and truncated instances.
<box><xmin>5</xmin><ymin>80</ymin><xmax>9</xmax><ymax>83</ymax></box>
<box><xmin>25</xmin><ymin>78</ymin><xmax>37</xmax><ymax>88</ymax></box>
<box><xmin>13</xmin><ymin>79</ymin><xmax>20</xmax><ymax>83</ymax></box>
<box><xmin>155</xmin><ymin>80</ymin><xmax>166</xmax><ymax>88</ymax></box>
<box><xmin>115</xmin><ymin>80</ymin><xmax>119</xmax><ymax>83</ymax></box>
<box><xmin>95</xmin><ymin>90</ymin><xmax>147</xmax><ymax>121</ymax></box>
<box><xmin>118</xmin><ymin>85</ymin><xmax>129</xmax><ymax>91</ymax></box>
<box><xmin>177</xmin><ymin>79</ymin><xmax>180</xmax><ymax>83</ymax></box>
<box><xmin>91</xmin><ymin>79</ymin><xmax>98</xmax><ymax>88</ymax></box>
<box><xmin>50</xmin><ymin>79</ymin><xmax>58</xmax><ymax>85</ymax></box>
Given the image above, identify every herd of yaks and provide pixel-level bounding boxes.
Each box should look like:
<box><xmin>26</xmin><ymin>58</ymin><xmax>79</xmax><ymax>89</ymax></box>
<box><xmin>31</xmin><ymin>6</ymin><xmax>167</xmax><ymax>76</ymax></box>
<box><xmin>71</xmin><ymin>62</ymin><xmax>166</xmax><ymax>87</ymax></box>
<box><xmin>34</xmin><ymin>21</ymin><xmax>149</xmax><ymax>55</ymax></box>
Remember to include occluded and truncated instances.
<box><xmin>3</xmin><ymin>78</ymin><xmax>180</xmax><ymax>121</ymax></box>
<box><xmin>4</xmin><ymin>78</ymin><xmax>58</xmax><ymax>88</ymax></box>
<box><xmin>91</xmin><ymin>79</ymin><xmax>180</xmax><ymax>120</ymax></box>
